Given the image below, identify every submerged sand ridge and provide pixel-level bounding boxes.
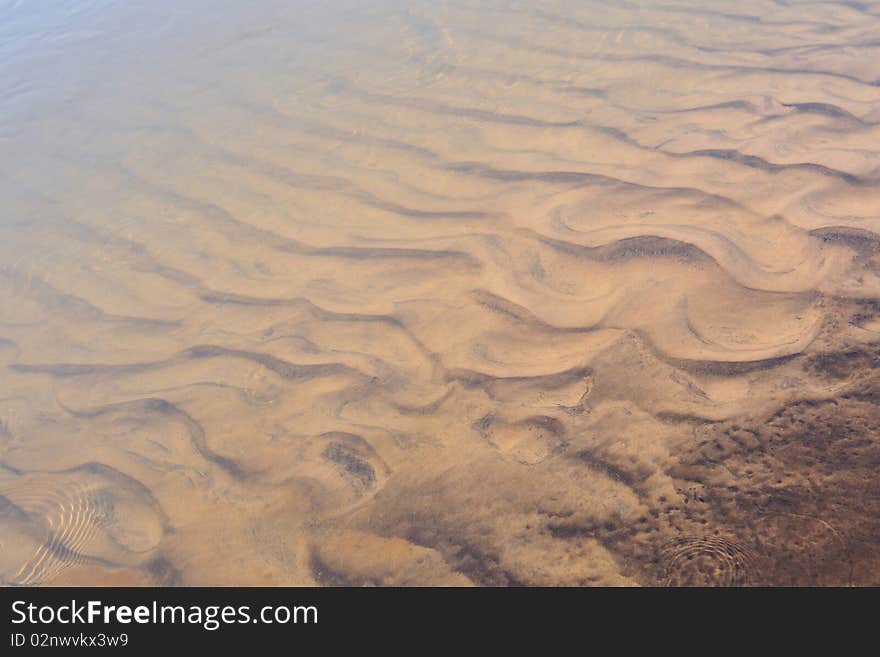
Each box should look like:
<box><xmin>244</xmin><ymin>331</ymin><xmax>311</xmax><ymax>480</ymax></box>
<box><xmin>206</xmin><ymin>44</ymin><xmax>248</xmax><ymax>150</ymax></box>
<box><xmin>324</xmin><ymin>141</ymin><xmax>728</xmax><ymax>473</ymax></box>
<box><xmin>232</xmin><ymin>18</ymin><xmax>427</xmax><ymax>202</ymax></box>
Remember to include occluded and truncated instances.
<box><xmin>1</xmin><ymin>0</ymin><xmax>880</xmax><ymax>585</ymax></box>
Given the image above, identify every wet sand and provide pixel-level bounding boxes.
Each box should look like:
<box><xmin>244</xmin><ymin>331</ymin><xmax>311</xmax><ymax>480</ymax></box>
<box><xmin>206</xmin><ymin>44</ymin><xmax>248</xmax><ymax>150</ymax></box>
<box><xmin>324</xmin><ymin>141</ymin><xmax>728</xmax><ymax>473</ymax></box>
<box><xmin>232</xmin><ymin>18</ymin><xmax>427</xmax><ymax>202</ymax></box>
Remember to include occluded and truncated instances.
<box><xmin>1</xmin><ymin>0</ymin><xmax>880</xmax><ymax>586</ymax></box>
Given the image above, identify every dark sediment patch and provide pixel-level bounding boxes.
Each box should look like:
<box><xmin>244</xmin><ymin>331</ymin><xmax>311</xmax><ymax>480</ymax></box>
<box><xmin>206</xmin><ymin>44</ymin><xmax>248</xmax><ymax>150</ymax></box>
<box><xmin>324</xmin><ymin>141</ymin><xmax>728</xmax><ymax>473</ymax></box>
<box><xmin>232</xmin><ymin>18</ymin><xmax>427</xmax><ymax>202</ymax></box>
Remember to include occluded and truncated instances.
<box><xmin>322</xmin><ymin>443</ymin><xmax>377</xmax><ymax>489</ymax></box>
<box><xmin>309</xmin><ymin>553</ymin><xmax>358</xmax><ymax>587</ymax></box>
<box><xmin>145</xmin><ymin>557</ymin><xmax>183</xmax><ymax>586</ymax></box>
<box><xmin>640</xmin><ymin>388</ymin><xmax>878</xmax><ymax>584</ymax></box>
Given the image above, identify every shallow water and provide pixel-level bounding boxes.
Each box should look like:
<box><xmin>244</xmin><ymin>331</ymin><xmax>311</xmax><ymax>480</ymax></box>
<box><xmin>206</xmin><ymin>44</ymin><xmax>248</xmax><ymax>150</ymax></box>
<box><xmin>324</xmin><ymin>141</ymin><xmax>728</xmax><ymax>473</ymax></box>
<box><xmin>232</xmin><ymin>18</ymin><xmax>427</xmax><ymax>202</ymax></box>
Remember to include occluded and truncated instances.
<box><xmin>2</xmin><ymin>0</ymin><xmax>880</xmax><ymax>586</ymax></box>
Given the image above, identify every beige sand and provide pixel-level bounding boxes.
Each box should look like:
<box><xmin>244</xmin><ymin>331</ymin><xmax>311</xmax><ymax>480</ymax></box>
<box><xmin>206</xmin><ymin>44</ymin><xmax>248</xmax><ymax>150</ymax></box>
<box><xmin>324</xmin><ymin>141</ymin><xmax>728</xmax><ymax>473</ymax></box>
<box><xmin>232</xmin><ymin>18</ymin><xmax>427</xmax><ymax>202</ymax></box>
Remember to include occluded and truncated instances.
<box><xmin>1</xmin><ymin>0</ymin><xmax>880</xmax><ymax>586</ymax></box>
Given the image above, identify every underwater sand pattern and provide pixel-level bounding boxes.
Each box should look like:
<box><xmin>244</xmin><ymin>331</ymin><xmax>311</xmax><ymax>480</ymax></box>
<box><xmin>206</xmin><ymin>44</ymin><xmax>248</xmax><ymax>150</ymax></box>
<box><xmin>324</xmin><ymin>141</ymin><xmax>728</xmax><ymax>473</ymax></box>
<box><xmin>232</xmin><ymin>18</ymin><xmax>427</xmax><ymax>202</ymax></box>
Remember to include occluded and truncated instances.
<box><xmin>1</xmin><ymin>0</ymin><xmax>880</xmax><ymax>585</ymax></box>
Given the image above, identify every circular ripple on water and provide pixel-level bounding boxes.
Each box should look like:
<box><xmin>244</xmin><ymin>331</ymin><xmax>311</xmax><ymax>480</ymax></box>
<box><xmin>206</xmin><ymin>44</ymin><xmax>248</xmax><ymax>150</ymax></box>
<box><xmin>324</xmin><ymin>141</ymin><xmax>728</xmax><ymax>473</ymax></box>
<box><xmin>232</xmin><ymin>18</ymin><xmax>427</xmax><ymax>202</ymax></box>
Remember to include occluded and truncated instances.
<box><xmin>0</xmin><ymin>471</ymin><xmax>165</xmax><ymax>586</ymax></box>
<box><xmin>2</xmin><ymin>481</ymin><xmax>115</xmax><ymax>586</ymax></box>
<box><xmin>658</xmin><ymin>536</ymin><xmax>756</xmax><ymax>587</ymax></box>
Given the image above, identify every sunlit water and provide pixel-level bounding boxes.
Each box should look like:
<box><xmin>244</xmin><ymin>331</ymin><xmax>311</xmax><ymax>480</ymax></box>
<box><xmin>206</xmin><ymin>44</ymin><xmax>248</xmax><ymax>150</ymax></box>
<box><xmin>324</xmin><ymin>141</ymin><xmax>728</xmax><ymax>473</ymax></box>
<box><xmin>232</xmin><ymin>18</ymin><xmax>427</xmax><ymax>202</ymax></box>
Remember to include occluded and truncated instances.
<box><xmin>2</xmin><ymin>0</ymin><xmax>880</xmax><ymax>586</ymax></box>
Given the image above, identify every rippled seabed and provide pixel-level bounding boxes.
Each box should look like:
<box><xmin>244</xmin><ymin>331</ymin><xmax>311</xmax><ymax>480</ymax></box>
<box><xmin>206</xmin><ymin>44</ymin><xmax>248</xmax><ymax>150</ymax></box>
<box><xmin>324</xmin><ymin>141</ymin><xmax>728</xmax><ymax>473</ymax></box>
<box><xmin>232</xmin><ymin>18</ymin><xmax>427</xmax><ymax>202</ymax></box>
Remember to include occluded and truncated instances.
<box><xmin>2</xmin><ymin>0</ymin><xmax>880</xmax><ymax>586</ymax></box>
